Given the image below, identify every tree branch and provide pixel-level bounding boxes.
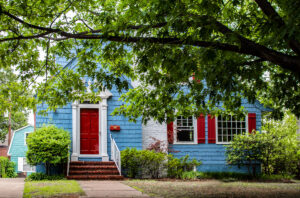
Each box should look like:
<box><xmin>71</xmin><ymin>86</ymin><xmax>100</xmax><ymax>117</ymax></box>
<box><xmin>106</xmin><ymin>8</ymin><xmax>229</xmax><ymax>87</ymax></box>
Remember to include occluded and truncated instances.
<box><xmin>188</xmin><ymin>14</ymin><xmax>300</xmax><ymax>73</ymax></box>
<box><xmin>254</xmin><ymin>0</ymin><xmax>285</xmax><ymax>26</ymax></box>
<box><xmin>78</xmin><ymin>19</ymin><xmax>94</xmax><ymax>31</ymax></box>
<box><xmin>239</xmin><ymin>59</ymin><xmax>265</xmax><ymax>66</ymax></box>
<box><xmin>0</xmin><ymin>32</ymin><xmax>52</xmax><ymax>42</ymax></box>
<box><xmin>254</xmin><ymin>0</ymin><xmax>300</xmax><ymax>55</ymax></box>
<box><xmin>2</xmin><ymin>10</ymin><xmax>60</xmax><ymax>33</ymax></box>
<box><xmin>2</xmin><ymin>9</ymin><xmax>300</xmax><ymax>74</ymax></box>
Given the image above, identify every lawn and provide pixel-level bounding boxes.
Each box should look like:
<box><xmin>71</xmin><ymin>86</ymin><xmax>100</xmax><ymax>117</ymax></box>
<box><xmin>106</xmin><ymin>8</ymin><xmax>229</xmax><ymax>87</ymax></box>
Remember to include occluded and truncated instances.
<box><xmin>23</xmin><ymin>180</ymin><xmax>85</xmax><ymax>198</ymax></box>
<box><xmin>123</xmin><ymin>180</ymin><xmax>300</xmax><ymax>198</ymax></box>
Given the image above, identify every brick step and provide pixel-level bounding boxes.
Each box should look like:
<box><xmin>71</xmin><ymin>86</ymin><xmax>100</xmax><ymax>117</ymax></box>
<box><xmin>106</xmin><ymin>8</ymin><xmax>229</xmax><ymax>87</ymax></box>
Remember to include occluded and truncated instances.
<box><xmin>70</xmin><ymin>161</ymin><xmax>115</xmax><ymax>166</ymax></box>
<box><xmin>67</xmin><ymin>175</ymin><xmax>124</xmax><ymax>180</ymax></box>
<box><xmin>69</xmin><ymin>170</ymin><xmax>120</xmax><ymax>175</ymax></box>
<box><xmin>69</xmin><ymin>165</ymin><xmax>118</xmax><ymax>170</ymax></box>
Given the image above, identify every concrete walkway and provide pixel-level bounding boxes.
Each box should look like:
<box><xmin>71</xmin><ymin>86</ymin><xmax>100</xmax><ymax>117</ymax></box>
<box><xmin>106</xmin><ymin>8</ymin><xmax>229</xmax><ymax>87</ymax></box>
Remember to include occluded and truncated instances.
<box><xmin>0</xmin><ymin>178</ymin><xmax>24</xmax><ymax>198</ymax></box>
<box><xmin>78</xmin><ymin>181</ymin><xmax>151</xmax><ymax>198</ymax></box>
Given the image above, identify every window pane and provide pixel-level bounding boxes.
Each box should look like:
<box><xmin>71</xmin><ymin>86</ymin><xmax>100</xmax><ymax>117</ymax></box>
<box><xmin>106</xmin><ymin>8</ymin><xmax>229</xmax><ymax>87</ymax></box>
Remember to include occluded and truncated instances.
<box><xmin>218</xmin><ymin>129</ymin><xmax>222</xmax><ymax>136</ymax></box>
<box><xmin>218</xmin><ymin>136</ymin><xmax>222</xmax><ymax>142</ymax></box>
<box><xmin>227</xmin><ymin>122</ymin><xmax>231</xmax><ymax>128</ymax></box>
<box><xmin>218</xmin><ymin>122</ymin><xmax>222</xmax><ymax>128</ymax></box>
<box><xmin>242</xmin><ymin>122</ymin><xmax>246</xmax><ymax>128</ymax></box>
<box><xmin>223</xmin><ymin>129</ymin><xmax>228</xmax><ymax>135</ymax></box>
<box><xmin>223</xmin><ymin>122</ymin><xmax>226</xmax><ymax>128</ymax></box>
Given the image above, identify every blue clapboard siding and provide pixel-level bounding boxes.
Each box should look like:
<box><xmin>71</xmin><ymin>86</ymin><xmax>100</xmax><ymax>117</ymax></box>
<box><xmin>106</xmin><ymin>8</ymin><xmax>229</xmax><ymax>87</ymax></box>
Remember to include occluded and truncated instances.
<box><xmin>36</xmin><ymin>103</ymin><xmax>73</xmax><ymax>151</ymax></box>
<box><xmin>170</xmin><ymin>100</ymin><xmax>264</xmax><ymax>173</ymax></box>
<box><xmin>36</xmin><ymin>84</ymin><xmax>142</xmax><ymax>163</ymax></box>
<box><xmin>36</xmin><ymin>56</ymin><xmax>268</xmax><ymax>174</ymax></box>
<box><xmin>107</xmin><ymin>85</ymin><xmax>143</xmax><ymax>158</ymax></box>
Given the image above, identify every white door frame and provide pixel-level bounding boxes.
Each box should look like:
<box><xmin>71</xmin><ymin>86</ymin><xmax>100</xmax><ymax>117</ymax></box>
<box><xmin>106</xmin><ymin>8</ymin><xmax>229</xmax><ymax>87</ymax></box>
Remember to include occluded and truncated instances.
<box><xmin>71</xmin><ymin>89</ymin><xmax>112</xmax><ymax>161</ymax></box>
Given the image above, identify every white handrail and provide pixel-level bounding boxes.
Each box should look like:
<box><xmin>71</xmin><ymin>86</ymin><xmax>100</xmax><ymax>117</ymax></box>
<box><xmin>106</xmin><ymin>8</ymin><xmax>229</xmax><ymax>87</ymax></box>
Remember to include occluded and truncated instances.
<box><xmin>110</xmin><ymin>134</ymin><xmax>121</xmax><ymax>175</ymax></box>
<box><xmin>67</xmin><ymin>146</ymin><xmax>70</xmax><ymax>176</ymax></box>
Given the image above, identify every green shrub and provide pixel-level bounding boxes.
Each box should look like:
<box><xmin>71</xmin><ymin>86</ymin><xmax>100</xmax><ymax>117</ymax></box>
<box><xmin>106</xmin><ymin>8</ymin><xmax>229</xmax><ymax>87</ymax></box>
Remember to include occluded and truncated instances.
<box><xmin>181</xmin><ymin>171</ymin><xmax>201</xmax><ymax>180</ymax></box>
<box><xmin>25</xmin><ymin>172</ymin><xmax>65</xmax><ymax>181</ymax></box>
<box><xmin>121</xmin><ymin>148</ymin><xmax>166</xmax><ymax>178</ymax></box>
<box><xmin>26</xmin><ymin>125</ymin><xmax>71</xmax><ymax>175</ymax></box>
<box><xmin>121</xmin><ymin>148</ymin><xmax>201</xmax><ymax>179</ymax></box>
<box><xmin>0</xmin><ymin>157</ymin><xmax>17</xmax><ymax>178</ymax></box>
<box><xmin>167</xmin><ymin>154</ymin><xmax>201</xmax><ymax>178</ymax></box>
<box><xmin>225</xmin><ymin>132</ymin><xmax>262</xmax><ymax>176</ymax></box>
<box><xmin>261</xmin><ymin>112</ymin><xmax>300</xmax><ymax>175</ymax></box>
<box><xmin>226</xmin><ymin>111</ymin><xmax>300</xmax><ymax>177</ymax></box>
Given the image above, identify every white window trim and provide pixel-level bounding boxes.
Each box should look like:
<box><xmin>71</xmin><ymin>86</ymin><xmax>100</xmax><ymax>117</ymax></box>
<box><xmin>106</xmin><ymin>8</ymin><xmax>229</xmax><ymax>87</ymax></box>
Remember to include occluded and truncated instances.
<box><xmin>173</xmin><ymin>116</ymin><xmax>197</xmax><ymax>145</ymax></box>
<box><xmin>24</xmin><ymin>132</ymin><xmax>33</xmax><ymax>145</ymax></box>
<box><xmin>19</xmin><ymin>157</ymin><xmax>36</xmax><ymax>172</ymax></box>
<box><xmin>216</xmin><ymin>115</ymin><xmax>248</xmax><ymax>145</ymax></box>
<box><xmin>18</xmin><ymin>157</ymin><xmax>23</xmax><ymax>172</ymax></box>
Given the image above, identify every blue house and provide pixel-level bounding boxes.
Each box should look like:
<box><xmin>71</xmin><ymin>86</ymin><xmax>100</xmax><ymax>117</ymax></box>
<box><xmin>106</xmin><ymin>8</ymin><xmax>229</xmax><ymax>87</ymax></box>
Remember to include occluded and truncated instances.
<box><xmin>35</xmin><ymin>57</ymin><xmax>270</xmax><ymax>179</ymax></box>
<box><xmin>7</xmin><ymin>125</ymin><xmax>36</xmax><ymax>176</ymax></box>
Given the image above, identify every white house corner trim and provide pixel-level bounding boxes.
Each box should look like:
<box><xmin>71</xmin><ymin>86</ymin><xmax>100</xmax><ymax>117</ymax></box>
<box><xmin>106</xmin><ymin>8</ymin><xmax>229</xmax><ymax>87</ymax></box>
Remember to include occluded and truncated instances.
<box><xmin>71</xmin><ymin>89</ymin><xmax>113</xmax><ymax>162</ymax></box>
<box><xmin>71</xmin><ymin>101</ymin><xmax>79</xmax><ymax>161</ymax></box>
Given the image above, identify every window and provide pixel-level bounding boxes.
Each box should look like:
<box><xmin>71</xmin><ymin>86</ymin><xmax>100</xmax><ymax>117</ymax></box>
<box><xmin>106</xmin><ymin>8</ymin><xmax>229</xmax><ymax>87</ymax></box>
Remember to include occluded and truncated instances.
<box><xmin>24</xmin><ymin>132</ymin><xmax>32</xmax><ymax>145</ymax></box>
<box><xmin>18</xmin><ymin>157</ymin><xmax>36</xmax><ymax>172</ymax></box>
<box><xmin>216</xmin><ymin>115</ymin><xmax>247</xmax><ymax>144</ymax></box>
<box><xmin>175</xmin><ymin>116</ymin><xmax>196</xmax><ymax>143</ymax></box>
<box><xmin>23</xmin><ymin>158</ymin><xmax>36</xmax><ymax>172</ymax></box>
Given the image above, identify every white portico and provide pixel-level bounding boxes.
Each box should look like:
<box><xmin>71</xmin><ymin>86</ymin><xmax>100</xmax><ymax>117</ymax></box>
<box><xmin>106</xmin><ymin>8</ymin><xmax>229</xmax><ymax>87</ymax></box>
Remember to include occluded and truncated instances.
<box><xmin>71</xmin><ymin>89</ymin><xmax>112</xmax><ymax>161</ymax></box>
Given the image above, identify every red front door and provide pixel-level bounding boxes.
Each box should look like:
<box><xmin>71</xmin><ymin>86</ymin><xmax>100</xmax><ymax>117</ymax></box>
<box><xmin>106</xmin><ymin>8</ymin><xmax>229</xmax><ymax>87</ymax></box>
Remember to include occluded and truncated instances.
<box><xmin>80</xmin><ymin>109</ymin><xmax>99</xmax><ymax>154</ymax></box>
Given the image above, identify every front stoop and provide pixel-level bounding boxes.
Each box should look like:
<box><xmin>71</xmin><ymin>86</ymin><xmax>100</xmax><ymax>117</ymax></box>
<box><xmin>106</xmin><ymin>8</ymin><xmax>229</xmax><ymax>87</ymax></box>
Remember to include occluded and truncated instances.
<box><xmin>67</xmin><ymin>161</ymin><xmax>124</xmax><ymax>180</ymax></box>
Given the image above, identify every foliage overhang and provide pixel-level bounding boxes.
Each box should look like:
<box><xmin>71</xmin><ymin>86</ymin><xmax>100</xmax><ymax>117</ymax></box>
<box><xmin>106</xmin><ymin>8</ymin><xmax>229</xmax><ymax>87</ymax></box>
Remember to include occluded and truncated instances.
<box><xmin>0</xmin><ymin>0</ymin><xmax>300</xmax><ymax>122</ymax></box>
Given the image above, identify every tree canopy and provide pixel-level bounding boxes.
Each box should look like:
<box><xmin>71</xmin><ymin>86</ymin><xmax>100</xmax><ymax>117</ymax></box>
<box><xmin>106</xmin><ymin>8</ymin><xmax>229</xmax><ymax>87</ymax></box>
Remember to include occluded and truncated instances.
<box><xmin>0</xmin><ymin>111</ymin><xmax>28</xmax><ymax>142</ymax></box>
<box><xmin>26</xmin><ymin>125</ymin><xmax>70</xmax><ymax>175</ymax></box>
<box><xmin>0</xmin><ymin>68</ymin><xmax>32</xmax><ymax>141</ymax></box>
<box><xmin>0</xmin><ymin>0</ymin><xmax>299</xmax><ymax>122</ymax></box>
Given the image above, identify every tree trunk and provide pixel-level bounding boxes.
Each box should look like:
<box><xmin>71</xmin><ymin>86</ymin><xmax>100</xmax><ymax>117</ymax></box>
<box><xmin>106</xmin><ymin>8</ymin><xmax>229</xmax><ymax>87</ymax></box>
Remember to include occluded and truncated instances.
<box><xmin>7</xmin><ymin>110</ymin><xmax>11</xmax><ymax>160</ymax></box>
<box><xmin>45</xmin><ymin>162</ymin><xmax>50</xmax><ymax>176</ymax></box>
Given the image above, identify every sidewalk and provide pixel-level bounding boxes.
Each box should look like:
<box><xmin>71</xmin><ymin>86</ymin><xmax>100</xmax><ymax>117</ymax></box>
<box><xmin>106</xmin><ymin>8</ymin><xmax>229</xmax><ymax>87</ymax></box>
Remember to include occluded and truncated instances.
<box><xmin>0</xmin><ymin>178</ymin><xmax>24</xmax><ymax>198</ymax></box>
<box><xmin>79</xmin><ymin>181</ymin><xmax>151</xmax><ymax>198</ymax></box>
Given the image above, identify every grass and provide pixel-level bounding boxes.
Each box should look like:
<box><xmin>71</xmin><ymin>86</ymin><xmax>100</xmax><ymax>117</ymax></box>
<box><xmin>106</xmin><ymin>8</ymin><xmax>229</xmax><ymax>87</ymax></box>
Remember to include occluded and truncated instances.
<box><xmin>23</xmin><ymin>180</ymin><xmax>85</xmax><ymax>198</ymax></box>
<box><xmin>123</xmin><ymin>180</ymin><xmax>300</xmax><ymax>198</ymax></box>
<box><xmin>180</xmin><ymin>171</ymin><xmax>296</xmax><ymax>182</ymax></box>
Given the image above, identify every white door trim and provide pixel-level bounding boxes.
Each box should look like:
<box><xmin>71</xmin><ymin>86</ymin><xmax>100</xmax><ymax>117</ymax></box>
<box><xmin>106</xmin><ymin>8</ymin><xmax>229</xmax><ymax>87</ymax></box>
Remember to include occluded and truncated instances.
<box><xmin>71</xmin><ymin>89</ymin><xmax>112</xmax><ymax>161</ymax></box>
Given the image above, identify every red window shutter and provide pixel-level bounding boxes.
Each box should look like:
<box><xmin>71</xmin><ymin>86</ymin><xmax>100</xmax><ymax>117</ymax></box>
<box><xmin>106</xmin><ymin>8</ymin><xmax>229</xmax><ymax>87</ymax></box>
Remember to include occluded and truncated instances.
<box><xmin>197</xmin><ymin>114</ymin><xmax>205</xmax><ymax>143</ymax></box>
<box><xmin>207</xmin><ymin>114</ymin><xmax>216</xmax><ymax>143</ymax></box>
<box><xmin>248</xmin><ymin>113</ymin><xmax>256</xmax><ymax>133</ymax></box>
<box><xmin>167</xmin><ymin>122</ymin><xmax>174</xmax><ymax>144</ymax></box>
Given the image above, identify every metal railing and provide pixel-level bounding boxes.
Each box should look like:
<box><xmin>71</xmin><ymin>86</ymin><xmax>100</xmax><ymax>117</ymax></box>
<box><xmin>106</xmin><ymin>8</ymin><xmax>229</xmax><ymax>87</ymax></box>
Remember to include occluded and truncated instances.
<box><xmin>110</xmin><ymin>134</ymin><xmax>121</xmax><ymax>175</ymax></box>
